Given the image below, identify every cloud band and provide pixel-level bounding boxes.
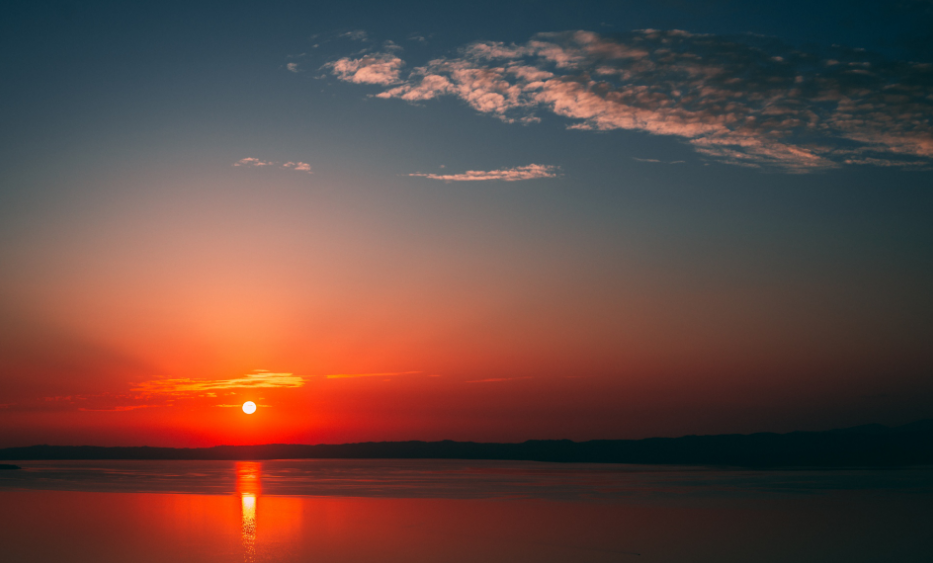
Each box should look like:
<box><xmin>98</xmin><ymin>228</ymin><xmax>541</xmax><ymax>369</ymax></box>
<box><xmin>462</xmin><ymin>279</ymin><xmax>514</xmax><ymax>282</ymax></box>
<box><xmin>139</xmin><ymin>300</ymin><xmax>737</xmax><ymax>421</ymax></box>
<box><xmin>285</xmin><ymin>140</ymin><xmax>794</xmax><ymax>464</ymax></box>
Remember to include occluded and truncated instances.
<box><xmin>409</xmin><ymin>164</ymin><xmax>559</xmax><ymax>181</ymax></box>
<box><xmin>328</xmin><ymin>30</ymin><xmax>933</xmax><ymax>172</ymax></box>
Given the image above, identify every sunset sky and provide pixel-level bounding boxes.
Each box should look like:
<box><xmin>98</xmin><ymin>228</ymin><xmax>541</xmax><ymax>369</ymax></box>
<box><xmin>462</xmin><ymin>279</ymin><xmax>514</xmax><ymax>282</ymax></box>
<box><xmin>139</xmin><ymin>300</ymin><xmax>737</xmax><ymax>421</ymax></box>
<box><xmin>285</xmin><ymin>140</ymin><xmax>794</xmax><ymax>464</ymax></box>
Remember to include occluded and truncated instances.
<box><xmin>1</xmin><ymin>0</ymin><xmax>932</xmax><ymax>447</ymax></box>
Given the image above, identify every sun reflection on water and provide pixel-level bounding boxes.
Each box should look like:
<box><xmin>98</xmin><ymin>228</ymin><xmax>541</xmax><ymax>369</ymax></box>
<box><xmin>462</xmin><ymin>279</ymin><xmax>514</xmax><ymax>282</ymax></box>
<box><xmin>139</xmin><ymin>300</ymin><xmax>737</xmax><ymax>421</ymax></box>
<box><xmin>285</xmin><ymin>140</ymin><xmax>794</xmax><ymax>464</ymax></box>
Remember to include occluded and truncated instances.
<box><xmin>235</xmin><ymin>462</ymin><xmax>262</xmax><ymax>562</ymax></box>
<box><xmin>241</xmin><ymin>494</ymin><xmax>256</xmax><ymax>561</ymax></box>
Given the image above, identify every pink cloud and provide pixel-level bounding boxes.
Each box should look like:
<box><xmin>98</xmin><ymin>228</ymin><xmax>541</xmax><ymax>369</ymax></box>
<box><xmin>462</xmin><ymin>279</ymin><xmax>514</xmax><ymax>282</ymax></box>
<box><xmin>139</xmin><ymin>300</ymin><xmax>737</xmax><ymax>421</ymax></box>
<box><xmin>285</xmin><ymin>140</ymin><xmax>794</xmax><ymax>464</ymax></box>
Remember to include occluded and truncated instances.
<box><xmin>409</xmin><ymin>164</ymin><xmax>559</xmax><ymax>182</ymax></box>
<box><xmin>234</xmin><ymin>157</ymin><xmax>273</xmax><ymax>167</ymax></box>
<box><xmin>328</xmin><ymin>30</ymin><xmax>933</xmax><ymax>171</ymax></box>
<box><xmin>325</xmin><ymin>53</ymin><xmax>404</xmax><ymax>85</ymax></box>
<box><xmin>283</xmin><ymin>161</ymin><xmax>312</xmax><ymax>172</ymax></box>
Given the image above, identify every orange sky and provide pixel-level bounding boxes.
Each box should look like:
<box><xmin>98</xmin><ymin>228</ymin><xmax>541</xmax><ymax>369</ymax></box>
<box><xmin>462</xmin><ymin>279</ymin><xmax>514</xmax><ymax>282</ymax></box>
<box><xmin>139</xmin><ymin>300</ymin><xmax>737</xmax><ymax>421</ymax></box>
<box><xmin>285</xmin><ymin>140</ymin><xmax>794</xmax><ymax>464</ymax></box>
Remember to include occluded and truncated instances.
<box><xmin>2</xmin><ymin>179</ymin><xmax>931</xmax><ymax>446</ymax></box>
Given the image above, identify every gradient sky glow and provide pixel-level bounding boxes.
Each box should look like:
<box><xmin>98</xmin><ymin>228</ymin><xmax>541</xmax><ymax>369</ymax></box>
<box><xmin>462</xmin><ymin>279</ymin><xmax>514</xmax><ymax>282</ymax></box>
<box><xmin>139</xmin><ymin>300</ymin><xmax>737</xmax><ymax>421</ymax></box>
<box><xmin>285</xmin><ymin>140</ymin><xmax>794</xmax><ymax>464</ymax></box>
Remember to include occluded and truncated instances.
<box><xmin>1</xmin><ymin>0</ymin><xmax>932</xmax><ymax>447</ymax></box>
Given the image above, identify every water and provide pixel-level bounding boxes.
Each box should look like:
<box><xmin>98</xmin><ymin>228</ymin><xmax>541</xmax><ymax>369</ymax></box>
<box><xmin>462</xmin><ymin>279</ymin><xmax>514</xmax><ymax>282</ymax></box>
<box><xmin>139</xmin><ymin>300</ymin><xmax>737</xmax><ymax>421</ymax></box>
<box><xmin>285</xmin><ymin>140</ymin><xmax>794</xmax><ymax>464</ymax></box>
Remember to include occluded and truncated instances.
<box><xmin>1</xmin><ymin>460</ymin><xmax>931</xmax><ymax>562</ymax></box>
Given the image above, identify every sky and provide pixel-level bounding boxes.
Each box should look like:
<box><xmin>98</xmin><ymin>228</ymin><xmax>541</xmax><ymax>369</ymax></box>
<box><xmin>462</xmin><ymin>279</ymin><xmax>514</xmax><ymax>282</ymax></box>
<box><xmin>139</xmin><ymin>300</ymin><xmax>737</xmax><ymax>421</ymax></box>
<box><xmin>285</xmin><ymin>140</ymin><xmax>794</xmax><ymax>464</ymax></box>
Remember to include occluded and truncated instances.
<box><xmin>1</xmin><ymin>0</ymin><xmax>932</xmax><ymax>447</ymax></box>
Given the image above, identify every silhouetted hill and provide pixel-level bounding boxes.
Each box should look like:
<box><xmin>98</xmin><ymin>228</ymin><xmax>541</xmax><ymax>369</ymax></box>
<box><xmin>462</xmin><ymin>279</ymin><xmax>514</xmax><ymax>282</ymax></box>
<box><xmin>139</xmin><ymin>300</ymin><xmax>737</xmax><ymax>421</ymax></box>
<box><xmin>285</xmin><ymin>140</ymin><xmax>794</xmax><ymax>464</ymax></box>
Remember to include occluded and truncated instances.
<box><xmin>3</xmin><ymin>420</ymin><xmax>933</xmax><ymax>467</ymax></box>
<box><xmin>0</xmin><ymin>464</ymin><xmax>20</xmax><ymax>470</ymax></box>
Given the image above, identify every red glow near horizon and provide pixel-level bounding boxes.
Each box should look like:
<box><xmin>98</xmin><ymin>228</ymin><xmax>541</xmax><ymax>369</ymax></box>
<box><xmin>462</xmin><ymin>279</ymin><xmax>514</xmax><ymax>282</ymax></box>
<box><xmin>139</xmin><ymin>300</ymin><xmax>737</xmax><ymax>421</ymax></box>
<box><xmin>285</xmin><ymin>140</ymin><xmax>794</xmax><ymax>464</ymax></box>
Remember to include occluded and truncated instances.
<box><xmin>2</xmin><ymin>213</ymin><xmax>932</xmax><ymax>447</ymax></box>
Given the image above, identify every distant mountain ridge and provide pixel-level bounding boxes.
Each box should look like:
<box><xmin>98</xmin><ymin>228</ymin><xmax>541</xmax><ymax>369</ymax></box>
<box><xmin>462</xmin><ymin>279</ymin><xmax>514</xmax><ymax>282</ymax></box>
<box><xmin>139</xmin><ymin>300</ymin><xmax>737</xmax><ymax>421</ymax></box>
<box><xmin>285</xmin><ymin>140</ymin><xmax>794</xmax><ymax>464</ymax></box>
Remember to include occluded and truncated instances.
<box><xmin>3</xmin><ymin>419</ymin><xmax>933</xmax><ymax>467</ymax></box>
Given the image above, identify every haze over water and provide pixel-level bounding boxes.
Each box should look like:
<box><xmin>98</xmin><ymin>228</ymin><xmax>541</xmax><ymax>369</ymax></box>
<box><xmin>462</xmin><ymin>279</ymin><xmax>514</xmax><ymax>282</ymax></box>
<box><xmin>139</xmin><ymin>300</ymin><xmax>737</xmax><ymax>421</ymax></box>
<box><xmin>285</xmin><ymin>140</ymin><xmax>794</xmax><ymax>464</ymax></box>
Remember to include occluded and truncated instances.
<box><xmin>2</xmin><ymin>460</ymin><xmax>932</xmax><ymax>562</ymax></box>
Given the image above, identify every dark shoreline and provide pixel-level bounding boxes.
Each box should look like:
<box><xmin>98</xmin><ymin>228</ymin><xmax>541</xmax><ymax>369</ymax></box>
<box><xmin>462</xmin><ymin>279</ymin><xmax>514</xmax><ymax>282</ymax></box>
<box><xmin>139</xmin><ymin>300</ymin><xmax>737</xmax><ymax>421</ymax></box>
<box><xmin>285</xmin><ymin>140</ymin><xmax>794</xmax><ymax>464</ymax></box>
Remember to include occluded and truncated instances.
<box><xmin>3</xmin><ymin>420</ymin><xmax>932</xmax><ymax>468</ymax></box>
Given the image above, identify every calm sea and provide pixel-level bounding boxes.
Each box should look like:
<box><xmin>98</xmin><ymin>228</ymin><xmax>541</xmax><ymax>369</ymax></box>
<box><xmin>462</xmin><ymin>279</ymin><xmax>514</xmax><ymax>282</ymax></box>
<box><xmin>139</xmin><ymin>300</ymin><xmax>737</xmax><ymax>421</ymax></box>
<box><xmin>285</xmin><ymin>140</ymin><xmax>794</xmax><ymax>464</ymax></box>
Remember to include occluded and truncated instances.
<box><xmin>1</xmin><ymin>459</ymin><xmax>931</xmax><ymax>562</ymax></box>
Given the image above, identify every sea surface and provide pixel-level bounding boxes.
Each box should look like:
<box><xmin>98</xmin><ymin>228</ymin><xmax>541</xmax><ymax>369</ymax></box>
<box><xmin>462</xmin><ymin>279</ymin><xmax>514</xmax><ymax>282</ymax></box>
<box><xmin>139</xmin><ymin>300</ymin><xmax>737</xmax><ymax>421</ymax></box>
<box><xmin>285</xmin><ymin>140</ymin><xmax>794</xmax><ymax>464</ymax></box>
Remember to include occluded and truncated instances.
<box><xmin>1</xmin><ymin>459</ymin><xmax>931</xmax><ymax>562</ymax></box>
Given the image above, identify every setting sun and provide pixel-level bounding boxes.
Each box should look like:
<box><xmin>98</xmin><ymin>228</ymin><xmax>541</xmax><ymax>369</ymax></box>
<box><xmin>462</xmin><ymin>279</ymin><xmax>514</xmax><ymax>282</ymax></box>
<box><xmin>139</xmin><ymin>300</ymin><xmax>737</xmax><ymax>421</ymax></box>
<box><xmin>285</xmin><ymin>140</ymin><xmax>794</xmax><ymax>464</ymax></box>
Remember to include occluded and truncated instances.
<box><xmin>242</xmin><ymin>402</ymin><xmax>257</xmax><ymax>415</ymax></box>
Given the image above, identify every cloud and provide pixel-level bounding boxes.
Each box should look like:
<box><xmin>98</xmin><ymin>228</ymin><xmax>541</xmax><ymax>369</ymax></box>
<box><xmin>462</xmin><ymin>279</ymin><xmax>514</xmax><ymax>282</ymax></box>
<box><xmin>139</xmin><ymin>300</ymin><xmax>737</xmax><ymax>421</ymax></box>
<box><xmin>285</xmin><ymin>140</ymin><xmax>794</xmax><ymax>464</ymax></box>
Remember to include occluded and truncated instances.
<box><xmin>340</xmin><ymin>30</ymin><xmax>369</xmax><ymax>42</ymax></box>
<box><xmin>325</xmin><ymin>53</ymin><xmax>404</xmax><ymax>85</ymax></box>
<box><xmin>633</xmin><ymin>157</ymin><xmax>685</xmax><ymax>164</ymax></box>
<box><xmin>78</xmin><ymin>405</ymin><xmax>157</xmax><ymax>412</ymax></box>
<box><xmin>133</xmin><ymin>371</ymin><xmax>305</xmax><ymax>396</ymax></box>
<box><xmin>234</xmin><ymin>157</ymin><xmax>273</xmax><ymax>167</ymax></box>
<box><xmin>328</xmin><ymin>30</ymin><xmax>933</xmax><ymax>171</ymax></box>
<box><xmin>29</xmin><ymin>372</ymin><xmax>299</xmax><ymax>413</ymax></box>
<box><xmin>234</xmin><ymin>158</ymin><xmax>312</xmax><ymax>173</ymax></box>
<box><xmin>283</xmin><ymin>161</ymin><xmax>312</xmax><ymax>172</ymax></box>
<box><xmin>466</xmin><ymin>376</ymin><xmax>533</xmax><ymax>383</ymax></box>
<box><xmin>325</xmin><ymin>371</ymin><xmax>421</xmax><ymax>379</ymax></box>
<box><xmin>286</xmin><ymin>62</ymin><xmax>300</xmax><ymax>73</ymax></box>
<box><xmin>409</xmin><ymin>164</ymin><xmax>560</xmax><ymax>181</ymax></box>
<box><xmin>383</xmin><ymin>40</ymin><xmax>403</xmax><ymax>52</ymax></box>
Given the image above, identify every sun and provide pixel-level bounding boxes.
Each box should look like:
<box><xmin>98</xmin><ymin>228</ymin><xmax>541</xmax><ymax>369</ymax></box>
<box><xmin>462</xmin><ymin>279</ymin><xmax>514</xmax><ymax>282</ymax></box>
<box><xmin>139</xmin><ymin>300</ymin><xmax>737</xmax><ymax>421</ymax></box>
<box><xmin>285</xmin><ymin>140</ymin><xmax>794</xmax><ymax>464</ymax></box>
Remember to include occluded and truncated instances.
<box><xmin>242</xmin><ymin>401</ymin><xmax>257</xmax><ymax>414</ymax></box>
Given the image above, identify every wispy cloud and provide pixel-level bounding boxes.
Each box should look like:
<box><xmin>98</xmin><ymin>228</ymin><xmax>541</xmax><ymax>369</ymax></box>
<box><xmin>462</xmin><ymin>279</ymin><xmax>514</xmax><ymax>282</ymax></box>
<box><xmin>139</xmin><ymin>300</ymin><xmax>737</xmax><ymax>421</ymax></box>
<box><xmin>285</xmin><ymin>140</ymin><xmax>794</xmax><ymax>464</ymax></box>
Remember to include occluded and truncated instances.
<box><xmin>234</xmin><ymin>157</ymin><xmax>273</xmax><ymax>167</ymax></box>
<box><xmin>325</xmin><ymin>371</ymin><xmax>421</xmax><ymax>379</ymax></box>
<box><xmin>78</xmin><ymin>405</ymin><xmax>157</xmax><ymax>412</ymax></box>
<box><xmin>286</xmin><ymin>62</ymin><xmax>300</xmax><ymax>73</ymax></box>
<box><xmin>409</xmin><ymin>164</ymin><xmax>559</xmax><ymax>182</ymax></box>
<box><xmin>283</xmin><ymin>161</ymin><xmax>312</xmax><ymax>172</ymax></box>
<box><xmin>340</xmin><ymin>30</ymin><xmax>369</xmax><ymax>42</ymax></box>
<box><xmin>234</xmin><ymin>158</ymin><xmax>312</xmax><ymax>173</ymax></box>
<box><xmin>633</xmin><ymin>157</ymin><xmax>685</xmax><ymax>164</ymax></box>
<box><xmin>31</xmin><ymin>372</ymin><xmax>302</xmax><ymax>413</ymax></box>
<box><xmin>133</xmin><ymin>371</ymin><xmax>305</xmax><ymax>396</ymax></box>
<box><xmin>466</xmin><ymin>376</ymin><xmax>533</xmax><ymax>383</ymax></box>
<box><xmin>383</xmin><ymin>40</ymin><xmax>403</xmax><ymax>52</ymax></box>
<box><xmin>328</xmin><ymin>30</ymin><xmax>933</xmax><ymax>171</ymax></box>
